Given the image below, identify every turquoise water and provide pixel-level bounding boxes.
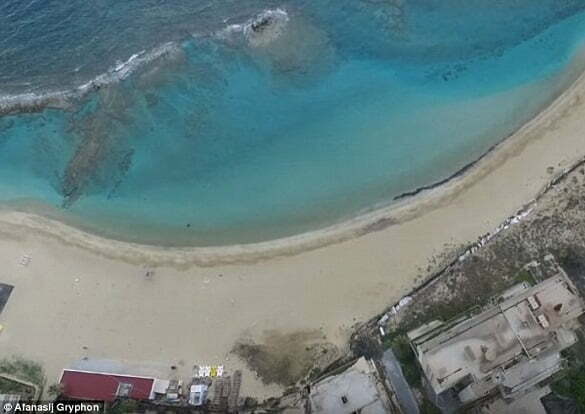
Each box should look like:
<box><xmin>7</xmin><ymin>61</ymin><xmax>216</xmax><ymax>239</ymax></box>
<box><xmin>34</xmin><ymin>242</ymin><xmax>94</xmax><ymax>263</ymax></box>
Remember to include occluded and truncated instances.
<box><xmin>1</xmin><ymin>1</ymin><xmax>585</xmax><ymax>245</ymax></box>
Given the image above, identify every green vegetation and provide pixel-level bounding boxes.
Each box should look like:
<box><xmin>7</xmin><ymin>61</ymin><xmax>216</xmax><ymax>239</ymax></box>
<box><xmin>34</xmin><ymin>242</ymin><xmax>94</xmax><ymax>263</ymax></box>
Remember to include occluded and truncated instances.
<box><xmin>401</xmin><ymin>299</ymin><xmax>486</xmax><ymax>334</ymax></box>
<box><xmin>351</xmin><ymin>334</ymin><xmax>383</xmax><ymax>360</ymax></box>
<box><xmin>0</xmin><ymin>356</ymin><xmax>45</xmax><ymax>388</ymax></box>
<box><xmin>384</xmin><ymin>334</ymin><xmax>421</xmax><ymax>388</ymax></box>
<box><xmin>550</xmin><ymin>329</ymin><xmax>585</xmax><ymax>412</ymax></box>
<box><xmin>0</xmin><ymin>377</ymin><xmax>34</xmax><ymax>396</ymax></box>
<box><xmin>551</xmin><ymin>367</ymin><xmax>585</xmax><ymax>412</ymax></box>
<box><xmin>47</xmin><ymin>383</ymin><xmax>64</xmax><ymax>399</ymax></box>
<box><xmin>512</xmin><ymin>269</ymin><xmax>536</xmax><ymax>286</ymax></box>
<box><xmin>420</xmin><ymin>397</ymin><xmax>442</xmax><ymax>414</ymax></box>
<box><xmin>0</xmin><ymin>356</ymin><xmax>42</xmax><ymax>399</ymax></box>
<box><xmin>108</xmin><ymin>399</ymin><xmax>138</xmax><ymax>414</ymax></box>
<box><xmin>408</xmin><ymin>267</ymin><xmax>538</xmax><ymax>333</ymax></box>
<box><xmin>308</xmin><ymin>366</ymin><xmax>322</xmax><ymax>381</ymax></box>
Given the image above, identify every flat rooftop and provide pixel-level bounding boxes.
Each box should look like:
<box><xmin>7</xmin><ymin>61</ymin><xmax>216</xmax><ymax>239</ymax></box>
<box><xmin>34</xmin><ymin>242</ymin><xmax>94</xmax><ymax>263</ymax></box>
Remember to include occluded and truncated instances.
<box><xmin>309</xmin><ymin>358</ymin><xmax>389</xmax><ymax>414</ymax></box>
<box><xmin>409</xmin><ymin>272</ymin><xmax>584</xmax><ymax>394</ymax></box>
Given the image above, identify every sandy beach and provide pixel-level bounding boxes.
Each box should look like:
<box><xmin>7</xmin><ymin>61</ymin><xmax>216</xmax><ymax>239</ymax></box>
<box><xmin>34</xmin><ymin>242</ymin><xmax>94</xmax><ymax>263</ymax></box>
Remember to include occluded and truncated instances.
<box><xmin>3</xmin><ymin>54</ymin><xmax>585</xmax><ymax>399</ymax></box>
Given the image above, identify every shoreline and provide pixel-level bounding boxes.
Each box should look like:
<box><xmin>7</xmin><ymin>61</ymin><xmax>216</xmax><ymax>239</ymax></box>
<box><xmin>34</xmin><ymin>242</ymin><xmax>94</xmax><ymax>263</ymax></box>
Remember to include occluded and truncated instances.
<box><xmin>2</xmin><ymin>60</ymin><xmax>585</xmax><ymax>266</ymax></box>
<box><xmin>375</xmin><ymin>152</ymin><xmax>585</xmax><ymax>330</ymax></box>
<box><xmin>3</xmin><ymin>57</ymin><xmax>585</xmax><ymax>399</ymax></box>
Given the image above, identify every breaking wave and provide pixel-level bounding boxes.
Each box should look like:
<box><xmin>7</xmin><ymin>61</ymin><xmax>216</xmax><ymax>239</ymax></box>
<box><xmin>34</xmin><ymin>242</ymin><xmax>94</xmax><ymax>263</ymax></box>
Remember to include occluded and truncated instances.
<box><xmin>217</xmin><ymin>8</ymin><xmax>290</xmax><ymax>47</ymax></box>
<box><xmin>0</xmin><ymin>7</ymin><xmax>292</xmax><ymax>118</ymax></box>
<box><xmin>0</xmin><ymin>42</ymin><xmax>182</xmax><ymax>117</ymax></box>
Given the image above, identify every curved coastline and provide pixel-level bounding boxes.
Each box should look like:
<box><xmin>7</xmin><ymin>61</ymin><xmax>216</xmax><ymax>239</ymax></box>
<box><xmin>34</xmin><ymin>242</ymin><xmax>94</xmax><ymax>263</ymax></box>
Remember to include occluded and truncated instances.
<box><xmin>2</xmin><ymin>53</ymin><xmax>585</xmax><ymax>267</ymax></box>
<box><xmin>5</xmin><ymin>3</ymin><xmax>585</xmax><ymax>402</ymax></box>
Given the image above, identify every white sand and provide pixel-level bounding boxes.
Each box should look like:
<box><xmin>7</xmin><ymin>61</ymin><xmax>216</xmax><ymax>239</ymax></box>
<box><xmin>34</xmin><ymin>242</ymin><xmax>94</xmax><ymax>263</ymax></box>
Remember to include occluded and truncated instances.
<box><xmin>2</xmin><ymin>62</ymin><xmax>585</xmax><ymax>399</ymax></box>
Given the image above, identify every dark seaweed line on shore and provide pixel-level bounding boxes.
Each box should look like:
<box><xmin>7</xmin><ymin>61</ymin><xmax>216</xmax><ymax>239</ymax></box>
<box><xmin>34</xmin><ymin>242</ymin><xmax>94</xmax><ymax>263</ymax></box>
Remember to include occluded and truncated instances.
<box><xmin>392</xmin><ymin>134</ymin><xmax>512</xmax><ymax>201</ymax></box>
<box><xmin>371</xmin><ymin>152</ymin><xmax>585</xmax><ymax>330</ymax></box>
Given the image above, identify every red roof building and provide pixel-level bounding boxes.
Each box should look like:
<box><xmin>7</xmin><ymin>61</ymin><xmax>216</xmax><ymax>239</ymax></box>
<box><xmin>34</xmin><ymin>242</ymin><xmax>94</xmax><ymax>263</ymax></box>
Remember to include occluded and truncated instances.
<box><xmin>59</xmin><ymin>369</ymin><xmax>156</xmax><ymax>402</ymax></box>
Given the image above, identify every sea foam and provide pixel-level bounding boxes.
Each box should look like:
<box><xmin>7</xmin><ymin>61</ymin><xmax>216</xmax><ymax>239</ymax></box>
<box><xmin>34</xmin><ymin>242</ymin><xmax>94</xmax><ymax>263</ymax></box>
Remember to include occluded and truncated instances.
<box><xmin>0</xmin><ymin>42</ymin><xmax>181</xmax><ymax>117</ymax></box>
<box><xmin>216</xmin><ymin>8</ymin><xmax>290</xmax><ymax>47</ymax></box>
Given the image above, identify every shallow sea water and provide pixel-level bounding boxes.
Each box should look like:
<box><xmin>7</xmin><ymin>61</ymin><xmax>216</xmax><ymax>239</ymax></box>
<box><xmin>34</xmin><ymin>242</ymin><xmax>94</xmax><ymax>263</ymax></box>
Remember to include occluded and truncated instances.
<box><xmin>1</xmin><ymin>0</ymin><xmax>585</xmax><ymax>245</ymax></box>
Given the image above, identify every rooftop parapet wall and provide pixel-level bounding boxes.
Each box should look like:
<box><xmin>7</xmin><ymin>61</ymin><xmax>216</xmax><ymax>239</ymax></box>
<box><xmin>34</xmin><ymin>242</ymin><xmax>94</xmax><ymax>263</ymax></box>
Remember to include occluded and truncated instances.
<box><xmin>408</xmin><ymin>268</ymin><xmax>585</xmax><ymax>398</ymax></box>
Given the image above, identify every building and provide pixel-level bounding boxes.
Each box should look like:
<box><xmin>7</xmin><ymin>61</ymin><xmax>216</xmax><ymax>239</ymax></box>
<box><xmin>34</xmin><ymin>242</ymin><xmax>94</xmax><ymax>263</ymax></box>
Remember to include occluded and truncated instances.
<box><xmin>308</xmin><ymin>357</ymin><xmax>395</xmax><ymax>414</ymax></box>
<box><xmin>407</xmin><ymin>268</ymin><xmax>585</xmax><ymax>411</ymax></box>
<box><xmin>57</xmin><ymin>359</ymin><xmax>240</xmax><ymax>411</ymax></box>
<box><xmin>59</xmin><ymin>369</ymin><xmax>168</xmax><ymax>402</ymax></box>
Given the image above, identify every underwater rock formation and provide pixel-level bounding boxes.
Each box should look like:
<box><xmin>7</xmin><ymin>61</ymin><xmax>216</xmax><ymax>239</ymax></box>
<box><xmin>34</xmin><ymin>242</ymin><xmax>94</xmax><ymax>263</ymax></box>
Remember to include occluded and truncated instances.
<box><xmin>61</xmin><ymin>118</ymin><xmax>112</xmax><ymax>207</ymax></box>
<box><xmin>243</xmin><ymin>9</ymin><xmax>290</xmax><ymax>48</ymax></box>
<box><xmin>60</xmin><ymin>87</ymin><xmax>135</xmax><ymax>208</ymax></box>
<box><xmin>235</xmin><ymin>9</ymin><xmax>337</xmax><ymax>81</ymax></box>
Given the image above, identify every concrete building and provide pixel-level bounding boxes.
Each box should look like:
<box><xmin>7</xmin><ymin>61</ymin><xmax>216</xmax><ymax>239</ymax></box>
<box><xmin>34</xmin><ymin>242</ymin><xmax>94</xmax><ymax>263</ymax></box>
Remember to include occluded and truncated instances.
<box><xmin>308</xmin><ymin>357</ymin><xmax>395</xmax><ymax>414</ymax></box>
<box><xmin>407</xmin><ymin>269</ymin><xmax>584</xmax><ymax>410</ymax></box>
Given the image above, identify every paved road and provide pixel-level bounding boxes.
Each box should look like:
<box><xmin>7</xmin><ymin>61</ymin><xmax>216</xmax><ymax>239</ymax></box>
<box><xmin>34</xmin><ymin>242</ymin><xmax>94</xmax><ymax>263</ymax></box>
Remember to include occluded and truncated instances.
<box><xmin>382</xmin><ymin>349</ymin><xmax>420</xmax><ymax>414</ymax></box>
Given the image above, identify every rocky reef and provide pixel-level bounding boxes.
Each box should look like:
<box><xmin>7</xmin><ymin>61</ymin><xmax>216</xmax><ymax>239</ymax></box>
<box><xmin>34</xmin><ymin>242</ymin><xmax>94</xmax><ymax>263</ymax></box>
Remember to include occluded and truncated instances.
<box><xmin>60</xmin><ymin>87</ymin><xmax>135</xmax><ymax>208</ymax></box>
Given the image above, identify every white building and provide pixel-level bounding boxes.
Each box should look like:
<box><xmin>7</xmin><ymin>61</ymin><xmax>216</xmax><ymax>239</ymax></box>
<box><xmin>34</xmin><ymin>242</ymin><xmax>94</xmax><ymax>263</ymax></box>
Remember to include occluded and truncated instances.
<box><xmin>408</xmin><ymin>269</ymin><xmax>584</xmax><ymax>410</ymax></box>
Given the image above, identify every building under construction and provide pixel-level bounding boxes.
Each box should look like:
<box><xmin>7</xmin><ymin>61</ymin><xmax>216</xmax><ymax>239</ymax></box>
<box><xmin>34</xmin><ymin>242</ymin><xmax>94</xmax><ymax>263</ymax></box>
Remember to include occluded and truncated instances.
<box><xmin>408</xmin><ymin>264</ymin><xmax>585</xmax><ymax>412</ymax></box>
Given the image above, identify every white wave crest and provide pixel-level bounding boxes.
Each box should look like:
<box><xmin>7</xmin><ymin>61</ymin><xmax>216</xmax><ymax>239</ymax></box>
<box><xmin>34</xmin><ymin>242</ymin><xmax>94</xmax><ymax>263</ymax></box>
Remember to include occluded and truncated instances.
<box><xmin>77</xmin><ymin>42</ymin><xmax>181</xmax><ymax>93</ymax></box>
<box><xmin>216</xmin><ymin>8</ymin><xmax>290</xmax><ymax>48</ymax></box>
<box><xmin>0</xmin><ymin>41</ymin><xmax>181</xmax><ymax>116</ymax></box>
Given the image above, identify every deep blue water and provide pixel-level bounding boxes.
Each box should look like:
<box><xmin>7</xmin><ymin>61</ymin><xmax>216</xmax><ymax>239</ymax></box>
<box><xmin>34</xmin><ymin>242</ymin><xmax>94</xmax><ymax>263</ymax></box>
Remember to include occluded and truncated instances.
<box><xmin>1</xmin><ymin>0</ymin><xmax>585</xmax><ymax>245</ymax></box>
